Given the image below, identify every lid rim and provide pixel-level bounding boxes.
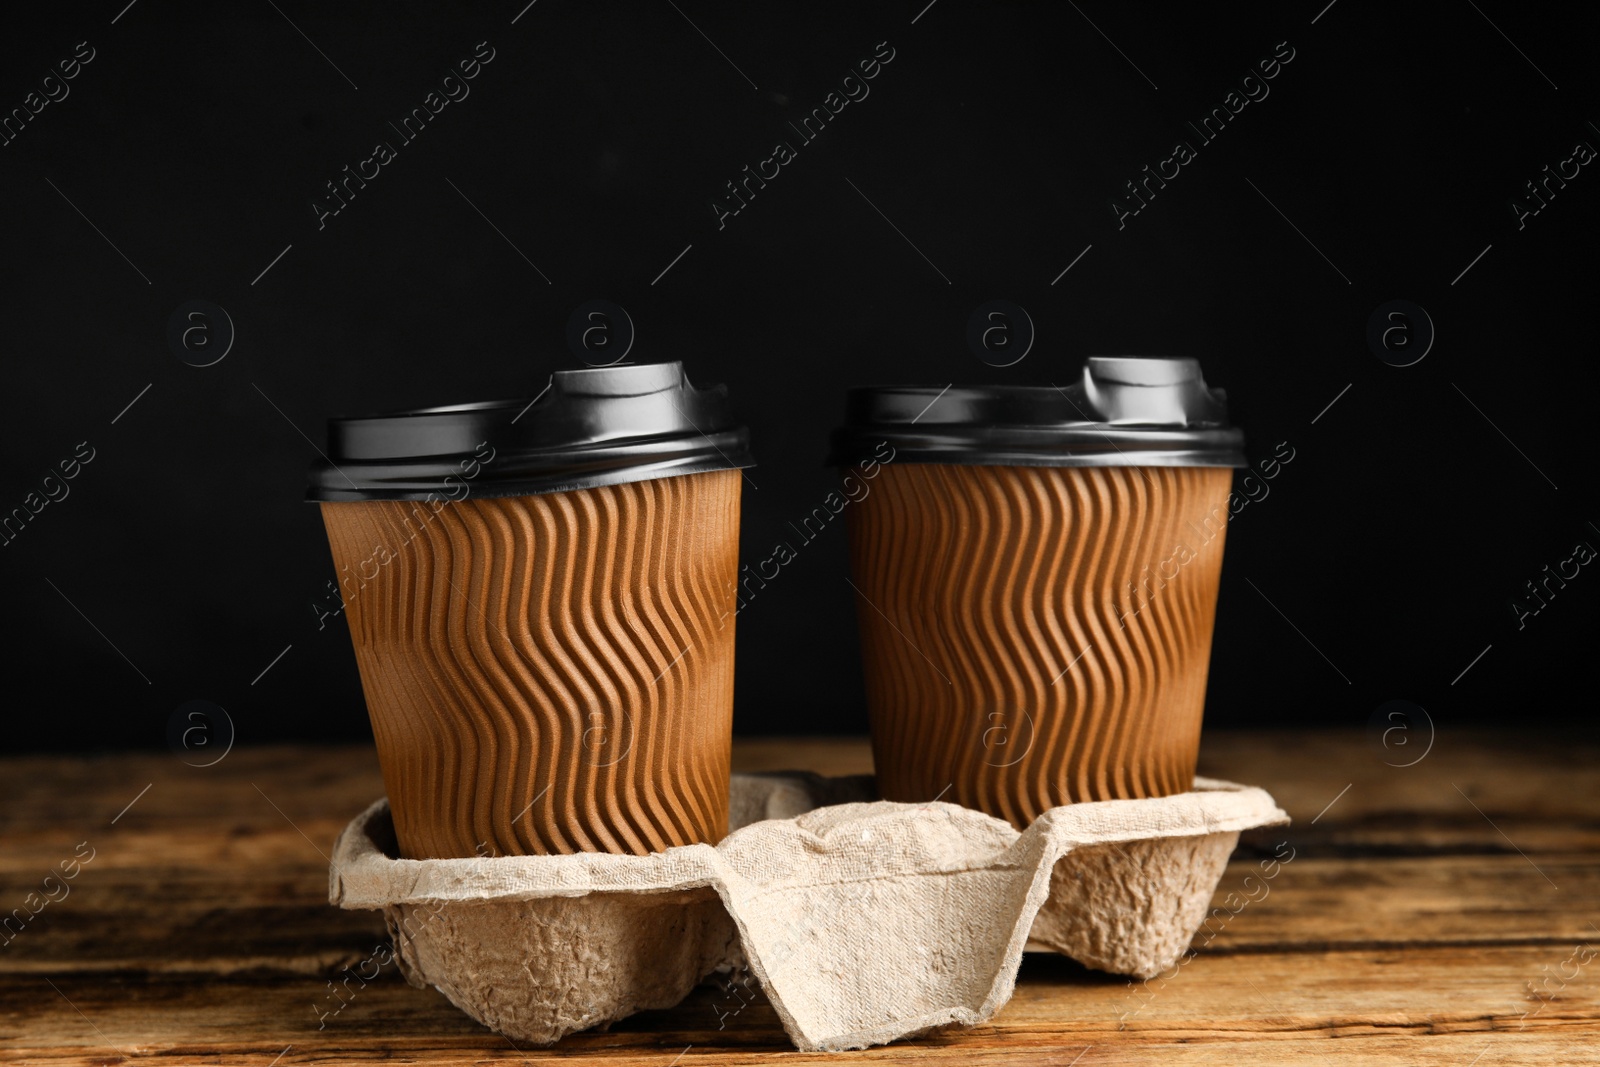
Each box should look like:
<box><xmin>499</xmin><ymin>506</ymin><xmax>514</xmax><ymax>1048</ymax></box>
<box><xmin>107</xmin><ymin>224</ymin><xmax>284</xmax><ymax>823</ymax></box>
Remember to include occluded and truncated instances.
<box><xmin>307</xmin><ymin>361</ymin><xmax>754</xmax><ymax>502</ymax></box>
<box><xmin>310</xmin><ymin>456</ymin><xmax>753</xmax><ymax>503</ymax></box>
<box><xmin>830</xmin><ymin>357</ymin><xmax>1245</xmax><ymax>468</ymax></box>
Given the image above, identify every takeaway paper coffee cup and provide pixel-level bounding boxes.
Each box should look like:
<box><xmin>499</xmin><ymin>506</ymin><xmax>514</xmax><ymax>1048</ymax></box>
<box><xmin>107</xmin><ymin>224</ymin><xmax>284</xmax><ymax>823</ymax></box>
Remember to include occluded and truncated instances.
<box><xmin>829</xmin><ymin>357</ymin><xmax>1247</xmax><ymax>828</ymax></box>
<box><xmin>308</xmin><ymin>362</ymin><xmax>752</xmax><ymax>859</ymax></box>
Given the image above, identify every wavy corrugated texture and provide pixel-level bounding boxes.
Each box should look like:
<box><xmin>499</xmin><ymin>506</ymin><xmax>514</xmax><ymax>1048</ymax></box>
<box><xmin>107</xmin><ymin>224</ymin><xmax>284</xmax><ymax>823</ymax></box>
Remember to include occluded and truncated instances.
<box><xmin>848</xmin><ymin>463</ymin><xmax>1232</xmax><ymax>828</ymax></box>
<box><xmin>319</xmin><ymin>470</ymin><xmax>740</xmax><ymax>859</ymax></box>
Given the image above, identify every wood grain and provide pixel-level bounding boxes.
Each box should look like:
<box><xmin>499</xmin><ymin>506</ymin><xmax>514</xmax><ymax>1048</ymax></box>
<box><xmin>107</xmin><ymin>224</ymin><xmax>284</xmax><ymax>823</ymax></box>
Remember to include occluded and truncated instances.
<box><xmin>1</xmin><ymin>731</ymin><xmax>1596</xmax><ymax>1064</ymax></box>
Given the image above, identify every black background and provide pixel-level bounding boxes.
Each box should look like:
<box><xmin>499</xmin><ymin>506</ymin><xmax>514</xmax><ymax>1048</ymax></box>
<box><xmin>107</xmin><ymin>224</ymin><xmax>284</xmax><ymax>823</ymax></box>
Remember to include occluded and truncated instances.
<box><xmin>3</xmin><ymin>0</ymin><xmax>1596</xmax><ymax>753</ymax></box>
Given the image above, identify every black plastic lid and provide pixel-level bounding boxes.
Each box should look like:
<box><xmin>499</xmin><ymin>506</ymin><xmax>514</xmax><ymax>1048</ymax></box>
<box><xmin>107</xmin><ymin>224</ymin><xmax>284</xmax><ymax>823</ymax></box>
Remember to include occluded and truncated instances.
<box><xmin>307</xmin><ymin>361</ymin><xmax>754</xmax><ymax>502</ymax></box>
<box><xmin>828</xmin><ymin>356</ymin><xmax>1246</xmax><ymax>469</ymax></box>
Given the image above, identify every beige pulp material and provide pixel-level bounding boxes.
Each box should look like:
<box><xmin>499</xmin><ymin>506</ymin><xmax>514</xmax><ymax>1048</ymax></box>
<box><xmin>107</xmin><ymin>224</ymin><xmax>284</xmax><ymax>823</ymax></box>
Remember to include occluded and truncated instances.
<box><xmin>330</xmin><ymin>772</ymin><xmax>1287</xmax><ymax>1051</ymax></box>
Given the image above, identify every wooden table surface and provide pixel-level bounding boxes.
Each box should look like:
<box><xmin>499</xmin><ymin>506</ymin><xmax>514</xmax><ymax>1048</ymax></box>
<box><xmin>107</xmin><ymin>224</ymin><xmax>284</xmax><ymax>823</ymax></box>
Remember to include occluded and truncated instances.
<box><xmin>2</xmin><ymin>730</ymin><xmax>1596</xmax><ymax>1065</ymax></box>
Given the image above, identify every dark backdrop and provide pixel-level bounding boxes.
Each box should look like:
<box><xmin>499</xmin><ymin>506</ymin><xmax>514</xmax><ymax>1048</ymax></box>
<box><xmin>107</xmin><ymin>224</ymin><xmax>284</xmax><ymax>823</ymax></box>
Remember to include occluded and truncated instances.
<box><xmin>3</xmin><ymin>0</ymin><xmax>1596</xmax><ymax>753</ymax></box>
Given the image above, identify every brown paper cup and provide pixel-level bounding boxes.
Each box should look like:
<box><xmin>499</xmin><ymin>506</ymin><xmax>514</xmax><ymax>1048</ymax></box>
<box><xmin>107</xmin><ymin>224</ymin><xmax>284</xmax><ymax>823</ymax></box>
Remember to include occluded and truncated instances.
<box><xmin>320</xmin><ymin>469</ymin><xmax>741</xmax><ymax>859</ymax></box>
<box><xmin>848</xmin><ymin>462</ymin><xmax>1233</xmax><ymax>827</ymax></box>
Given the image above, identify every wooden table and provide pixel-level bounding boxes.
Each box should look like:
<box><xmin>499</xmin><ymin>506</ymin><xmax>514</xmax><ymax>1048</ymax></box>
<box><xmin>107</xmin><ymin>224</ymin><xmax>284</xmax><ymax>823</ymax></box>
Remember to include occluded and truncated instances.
<box><xmin>3</xmin><ymin>731</ymin><xmax>1596</xmax><ymax>1065</ymax></box>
